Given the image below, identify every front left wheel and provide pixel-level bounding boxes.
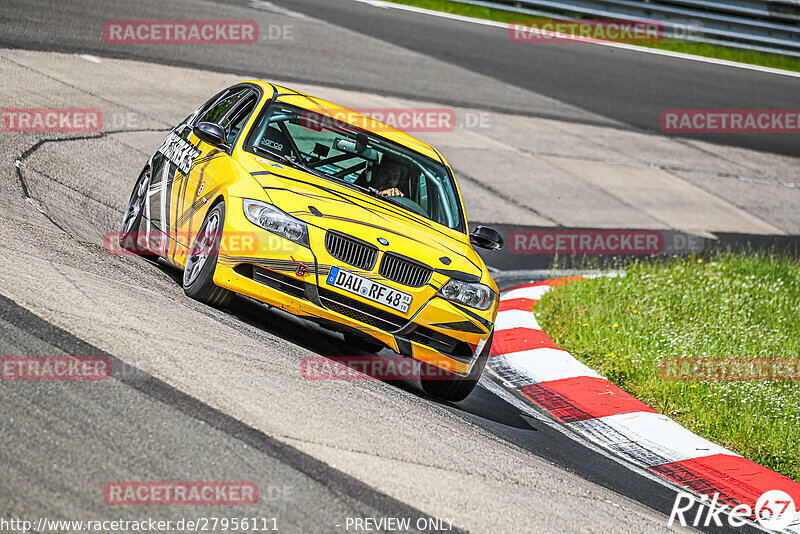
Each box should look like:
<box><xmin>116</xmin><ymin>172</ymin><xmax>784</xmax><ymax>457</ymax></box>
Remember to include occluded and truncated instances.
<box><xmin>183</xmin><ymin>201</ymin><xmax>233</xmax><ymax>308</ymax></box>
<box><xmin>119</xmin><ymin>167</ymin><xmax>156</xmax><ymax>258</ymax></box>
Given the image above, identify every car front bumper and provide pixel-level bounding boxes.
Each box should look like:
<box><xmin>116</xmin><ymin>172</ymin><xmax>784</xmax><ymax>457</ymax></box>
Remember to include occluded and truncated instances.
<box><xmin>213</xmin><ymin>207</ymin><xmax>495</xmax><ymax>377</ymax></box>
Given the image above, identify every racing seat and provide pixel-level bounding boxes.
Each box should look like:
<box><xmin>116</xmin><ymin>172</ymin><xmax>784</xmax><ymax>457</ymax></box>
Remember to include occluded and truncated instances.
<box><xmin>257</xmin><ymin>124</ymin><xmax>294</xmax><ymax>159</ymax></box>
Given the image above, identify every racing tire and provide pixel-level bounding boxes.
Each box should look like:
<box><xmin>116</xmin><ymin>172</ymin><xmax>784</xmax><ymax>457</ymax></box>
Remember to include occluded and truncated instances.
<box><xmin>119</xmin><ymin>167</ymin><xmax>157</xmax><ymax>258</ymax></box>
<box><xmin>420</xmin><ymin>331</ymin><xmax>493</xmax><ymax>402</ymax></box>
<box><xmin>183</xmin><ymin>201</ymin><xmax>233</xmax><ymax>308</ymax></box>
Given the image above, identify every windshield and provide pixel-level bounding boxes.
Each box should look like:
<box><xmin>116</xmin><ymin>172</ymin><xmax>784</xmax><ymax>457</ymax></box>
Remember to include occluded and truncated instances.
<box><xmin>244</xmin><ymin>102</ymin><xmax>465</xmax><ymax>231</ymax></box>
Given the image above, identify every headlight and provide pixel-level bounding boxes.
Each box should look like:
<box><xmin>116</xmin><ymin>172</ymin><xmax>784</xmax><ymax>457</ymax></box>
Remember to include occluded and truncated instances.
<box><xmin>243</xmin><ymin>199</ymin><xmax>309</xmax><ymax>247</ymax></box>
<box><xmin>437</xmin><ymin>279</ymin><xmax>494</xmax><ymax>311</ymax></box>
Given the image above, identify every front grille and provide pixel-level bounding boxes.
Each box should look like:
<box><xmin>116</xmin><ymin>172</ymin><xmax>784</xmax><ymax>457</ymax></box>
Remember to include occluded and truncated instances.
<box><xmin>379</xmin><ymin>253</ymin><xmax>432</xmax><ymax>287</ymax></box>
<box><xmin>318</xmin><ymin>287</ymin><xmax>407</xmax><ymax>331</ymax></box>
<box><xmin>325</xmin><ymin>231</ymin><xmax>378</xmax><ymax>271</ymax></box>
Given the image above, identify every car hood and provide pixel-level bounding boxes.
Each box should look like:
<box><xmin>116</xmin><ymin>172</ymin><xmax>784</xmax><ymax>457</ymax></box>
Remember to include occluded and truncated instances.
<box><xmin>245</xmin><ymin>159</ymin><xmax>485</xmax><ymax>281</ymax></box>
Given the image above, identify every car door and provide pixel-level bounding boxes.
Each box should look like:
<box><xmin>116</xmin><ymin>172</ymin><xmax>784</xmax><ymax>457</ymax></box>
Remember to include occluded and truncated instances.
<box><xmin>145</xmin><ymin>88</ymin><xmax>227</xmax><ymax>260</ymax></box>
<box><xmin>169</xmin><ymin>87</ymin><xmax>259</xmax><ymax>267</ymax></box>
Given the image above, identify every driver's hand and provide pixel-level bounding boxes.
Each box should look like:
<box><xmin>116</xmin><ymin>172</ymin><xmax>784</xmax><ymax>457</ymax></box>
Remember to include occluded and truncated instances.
<box><xmin>380</xmin><ymin>188</ymin><xmax>404</xmax><ymax>197</ymax></box>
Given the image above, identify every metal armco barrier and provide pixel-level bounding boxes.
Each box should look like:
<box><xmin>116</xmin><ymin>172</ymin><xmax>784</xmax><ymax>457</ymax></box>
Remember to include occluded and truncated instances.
<box><xmin>458</xmin><ymin>0</ymin><xmax>800</xmax><ymax>57</ymax></box>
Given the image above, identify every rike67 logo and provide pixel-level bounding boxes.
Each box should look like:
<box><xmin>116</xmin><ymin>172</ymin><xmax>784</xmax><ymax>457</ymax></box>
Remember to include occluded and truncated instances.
<box><xmin>669</xmin><ymin>489</ymin><xmax>797</xmax><ymax>531</ymax></box>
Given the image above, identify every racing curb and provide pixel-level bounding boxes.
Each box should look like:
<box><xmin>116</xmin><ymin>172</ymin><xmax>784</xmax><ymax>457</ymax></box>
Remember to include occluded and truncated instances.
<box><xmin>489</xmin><ymin>278</ymin><xmax>800</xmax><ymax>532</ymax></box>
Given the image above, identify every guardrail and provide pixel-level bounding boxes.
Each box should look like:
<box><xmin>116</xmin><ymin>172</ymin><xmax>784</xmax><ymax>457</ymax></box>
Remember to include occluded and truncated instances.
<box><xmin>457</xmin><ymin>0</ymin><xmax>800</xmax><ymax>57</ymax></box>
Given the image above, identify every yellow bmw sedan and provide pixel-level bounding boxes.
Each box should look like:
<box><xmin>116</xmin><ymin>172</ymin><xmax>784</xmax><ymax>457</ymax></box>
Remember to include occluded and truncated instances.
<box><xmin>120</xmin><ymin>80</ymin><xmax>503</xmax><ymax>401</ymax></box>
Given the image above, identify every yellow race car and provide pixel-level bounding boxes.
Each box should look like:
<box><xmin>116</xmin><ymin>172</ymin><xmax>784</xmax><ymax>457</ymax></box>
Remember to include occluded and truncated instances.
<box><xmin>120</xmin><ymin>81</ymin><xmax>503</xmax><ymax>401</ymax></box>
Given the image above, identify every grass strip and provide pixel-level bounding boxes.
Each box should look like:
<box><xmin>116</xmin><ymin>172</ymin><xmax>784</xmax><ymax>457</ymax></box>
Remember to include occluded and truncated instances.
<box><xmin>535</xmin><ymin>252</ymin><xmax>800</xmax><ymax>480</ymax></box>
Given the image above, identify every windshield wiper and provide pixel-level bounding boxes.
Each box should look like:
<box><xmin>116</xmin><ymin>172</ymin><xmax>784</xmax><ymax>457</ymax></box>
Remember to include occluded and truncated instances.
<box><xmin>347</xmin><ymin>182</ymin><xmax>381</xmax><ymax>198</ymax></box>
<box><xmin>251</xmin><ymin>145</ymin><xmax>297</xmax><ymax>167</ymax></box>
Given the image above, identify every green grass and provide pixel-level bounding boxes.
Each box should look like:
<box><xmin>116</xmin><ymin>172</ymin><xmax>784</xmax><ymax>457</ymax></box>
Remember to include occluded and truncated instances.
<box><xmin>384</xmin><ymin>0</ymin><xmax>800</xmax><ymax>72</ymax></box>
<box><xmin>535</xmin><ymin>253</ymin><xmax>800</xmax><ymax>480</ymax></box>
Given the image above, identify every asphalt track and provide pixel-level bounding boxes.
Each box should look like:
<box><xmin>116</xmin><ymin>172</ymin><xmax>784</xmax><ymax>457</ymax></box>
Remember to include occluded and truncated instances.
<box><xmin>0</xmin><ymin>53</ymin><xmax>692</xmax><ymax>532</ymax></box>
<box><xmin>0</xmin><ymin>294</ymin><xmax>455</xmax><ymax>534</ymax></box>
<box><xmin>261</xmin><ymin>0</ymin><xmax>800</xmax><ymax>156</ymax></box>
<box><xmin>2</xmin><ymin>0</ymin><xmax>799</xmax><ymax>155</ymax></box>
<box><xmin>0</xmin><ymin>0</ymin><xmax>796</xmax><ymax>532</ymax></box>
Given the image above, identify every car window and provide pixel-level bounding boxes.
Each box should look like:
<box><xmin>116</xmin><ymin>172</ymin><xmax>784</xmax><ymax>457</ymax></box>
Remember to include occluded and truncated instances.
<box><xmin>224</xmin><ymin>92</ymin><xmax>258</xmax><ymax>144</ymax></box>
<box><xmin>196</xmin><ymin>87</ymin><xmax>251</xmax><ymax>130</ymax></box>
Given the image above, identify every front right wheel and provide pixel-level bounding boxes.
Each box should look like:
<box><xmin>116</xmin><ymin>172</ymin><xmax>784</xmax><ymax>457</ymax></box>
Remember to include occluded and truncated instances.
<box><xmin>420</xmin><ymin>331</ymin><xmax>493</xmax><ymax>402</ymax></box>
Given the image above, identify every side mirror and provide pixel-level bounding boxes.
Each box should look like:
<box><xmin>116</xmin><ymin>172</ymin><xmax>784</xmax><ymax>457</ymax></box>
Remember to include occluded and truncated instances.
<box><xmin>469</xmin><ymin>225</ymin><xmax>504</xmax><ymax>250</ymax></box>
<box><xmin>193</xmin><ymin>122</ymin><xmax>229</xmax><ymax>149</ymax></box>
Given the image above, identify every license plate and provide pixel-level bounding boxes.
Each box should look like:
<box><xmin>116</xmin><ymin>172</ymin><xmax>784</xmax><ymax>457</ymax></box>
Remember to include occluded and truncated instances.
<box><xmin>326</xmin><ymin>266</ymin><xmax>412</xmax><ymax>314</ymax></box>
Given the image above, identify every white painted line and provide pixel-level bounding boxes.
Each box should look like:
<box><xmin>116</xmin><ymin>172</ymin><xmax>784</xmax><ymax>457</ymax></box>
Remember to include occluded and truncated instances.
<box><xmin>353</xmin><ymin>0</ymin><xmax>800</xmax><ymax>79</ymax></box>
<box><xmin>249</xmin><ymin>0</ymin><xmax>310</xmax><ymax>19</ymax></box>
<box><xmin>78</xmin><ymin>54</ymin><xmax>101</xmax><ymax>64</ymax></box>
<box><xmin>500</xmin><ymin>284</ymin><xmax>552</xmax><ymax>302</ymax></box>
<box><xmin>494</xmin><ymin>308</ymin><xmax>542</xmax><ymax>331</ymax></box>
<box><xmin>570</xmin><ymin>411</ymin><xmax>738</xmax><ymax>465</ymax></box>
<box><xmin>503</xmin><ymin>348</ymin><xmax>603</xmax><ymax>382</ymax></box>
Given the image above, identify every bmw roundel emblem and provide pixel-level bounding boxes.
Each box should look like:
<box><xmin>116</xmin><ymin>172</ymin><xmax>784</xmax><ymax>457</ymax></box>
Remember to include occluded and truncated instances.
<box><xmin>377</xmin><ymin>238</ymin><xmax>389</xmax><ymax>246</ymax></box>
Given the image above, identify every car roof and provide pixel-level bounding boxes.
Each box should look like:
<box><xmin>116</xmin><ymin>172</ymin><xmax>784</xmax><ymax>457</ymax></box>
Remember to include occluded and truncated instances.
<box><xmin>237</xmin><ymin>80</ymin><xmax>444</xmax><ymax>163</ymax></box>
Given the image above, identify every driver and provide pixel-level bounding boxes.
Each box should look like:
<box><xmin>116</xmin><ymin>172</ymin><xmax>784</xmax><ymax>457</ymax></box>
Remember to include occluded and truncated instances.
<box><xmin>372</xmin><ymin>161</ymin><xmax>405</xmax><ymax>197</ymax></box>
